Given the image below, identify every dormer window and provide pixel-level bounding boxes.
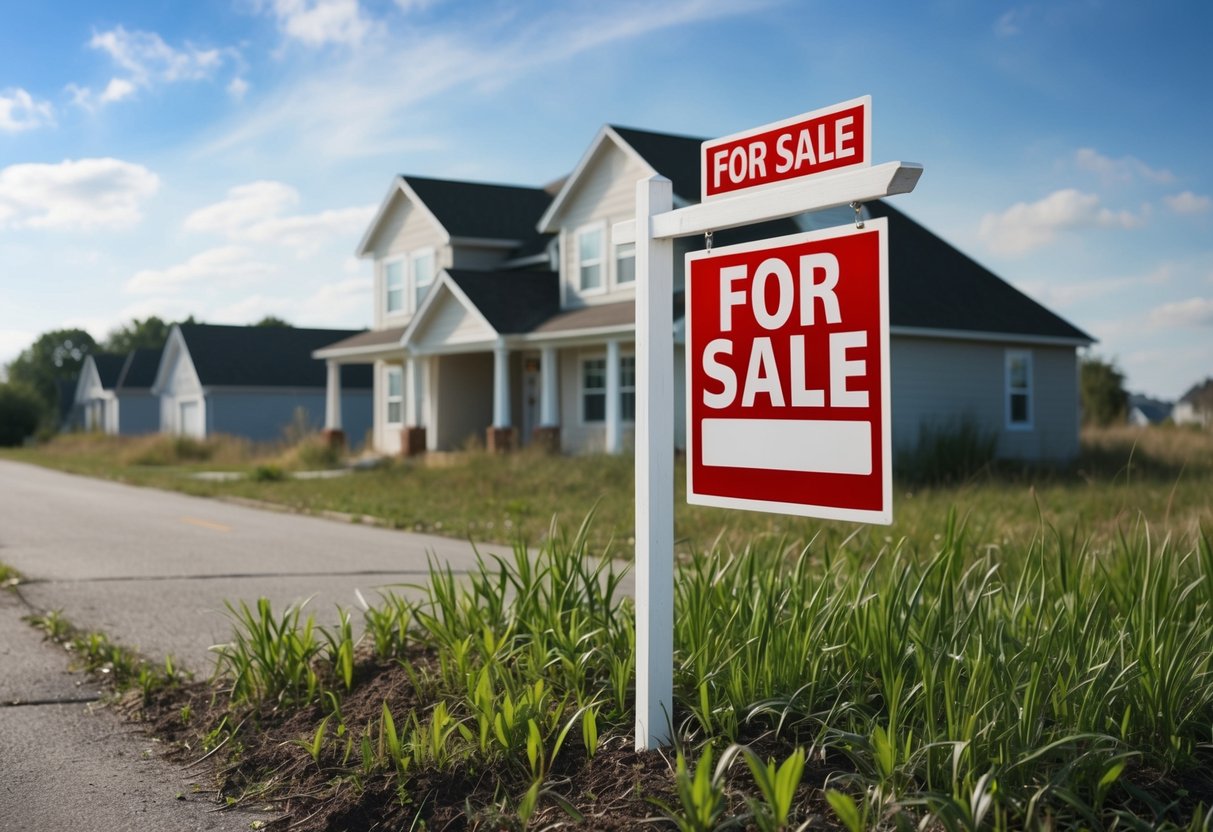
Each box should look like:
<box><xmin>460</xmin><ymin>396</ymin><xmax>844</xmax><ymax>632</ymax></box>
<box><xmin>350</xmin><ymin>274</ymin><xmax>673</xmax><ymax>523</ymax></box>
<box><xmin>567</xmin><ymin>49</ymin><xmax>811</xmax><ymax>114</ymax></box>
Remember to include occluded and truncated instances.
<box><xmin>576</xmin><ymin>224</ymin><xmax>605</xmax><ymax>292</ymax></box>
<box><xmin>385</xmin><ymin>259</ymin><xmax>405</xmax><ymax>314</ymax></box>
<box><xmin>412</xmin><ymin>249</ymin><xmax>435</xmax><ymax>309</ymax></box>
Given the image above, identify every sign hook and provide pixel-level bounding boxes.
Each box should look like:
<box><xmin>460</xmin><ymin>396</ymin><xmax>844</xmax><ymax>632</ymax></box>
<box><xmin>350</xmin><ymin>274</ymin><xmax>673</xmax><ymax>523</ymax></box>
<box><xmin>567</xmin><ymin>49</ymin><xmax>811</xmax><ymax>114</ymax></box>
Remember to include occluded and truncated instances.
<box><xmin>850</xmin><ymin>202</ymin><xmax>865</xmax><ymax>230</ymax></box>
<box><xmin>705</xmin><ymin>230</ymin><xmax>713</xmax><ymax>254</ymax></box>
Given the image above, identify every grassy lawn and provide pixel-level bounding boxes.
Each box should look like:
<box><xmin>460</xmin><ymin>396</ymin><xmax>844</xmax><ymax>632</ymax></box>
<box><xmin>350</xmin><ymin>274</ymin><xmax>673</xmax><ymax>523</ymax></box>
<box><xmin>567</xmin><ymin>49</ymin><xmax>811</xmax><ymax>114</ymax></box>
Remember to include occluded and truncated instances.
<box><xmin>4</xmin><ymin>425</ymin><xmax>1211</xmax><ymax>557</ymax></box>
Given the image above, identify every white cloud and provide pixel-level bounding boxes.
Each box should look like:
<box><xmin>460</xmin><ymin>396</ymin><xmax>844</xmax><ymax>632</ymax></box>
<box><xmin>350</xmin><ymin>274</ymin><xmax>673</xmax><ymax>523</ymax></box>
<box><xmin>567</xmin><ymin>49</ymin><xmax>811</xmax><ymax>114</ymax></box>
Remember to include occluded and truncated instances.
<box><xmin>71</xmin><ymin>26</ymin><xmax>229</xmax><ymax>109</ymax></box>
<box><xmin>124</xmin><ymin>246</ymin><xmax>277</xmax><ymax>294</ymax></box>
<box><xmin>0</xmin><ymin>158</ymin><xmax>159</xmax><ymax>230</ymax></box>
<box><xmin>227</xmin><ymin>77</ymin><xmax>250</xmax><ymax>101</ymax></box>
<box><xmin>266</xmin><ymin>0</ymin><xmax>373</xmax><ymax>47</ymax></box>
<box><xmin>979</xmin><ymin>188</ymin><xmax>1145</xmax><ymax>256</ymax></box>
<box><xmin>1147</xmin><ymin>297</ymin><xmax>1213</xmax><ymax>329</ymax></box>
<box><xmin>1017</xmin><ymin>264</ymin><xmax>1171</xmax><ymax>309</ymax></box>
<box><xmin>1164</xmin><ymin>191</ymin><xmax>1211</xmax><ymax>215</ymax></box>
<box><xmin>1075</xmin><ymin>148</ymin><xmax>1174</xmax><ymax>186</ymax></box>
<box><xmin>0</xmin><ymin>88</ymin><xmax>54</xmax><ymax>132</ymax></box>
<box><xmin>994</xmin><ymin>8</ymin><xmax>1028</xmax><ymax>37</ymax></box>
<box><xmin>184</xmin><ymin>180</ymin><xmax>375</xmax><ymax>252</ymax></box>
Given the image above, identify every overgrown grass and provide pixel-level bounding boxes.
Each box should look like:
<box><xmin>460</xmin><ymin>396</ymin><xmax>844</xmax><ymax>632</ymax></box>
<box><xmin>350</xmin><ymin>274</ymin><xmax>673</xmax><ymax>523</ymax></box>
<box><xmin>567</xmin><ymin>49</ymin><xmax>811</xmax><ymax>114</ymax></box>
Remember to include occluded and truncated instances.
<box><xmin>168</xmin><ymin>510</ymin><xmax>1213</xmax><ymax>829</ymax></box>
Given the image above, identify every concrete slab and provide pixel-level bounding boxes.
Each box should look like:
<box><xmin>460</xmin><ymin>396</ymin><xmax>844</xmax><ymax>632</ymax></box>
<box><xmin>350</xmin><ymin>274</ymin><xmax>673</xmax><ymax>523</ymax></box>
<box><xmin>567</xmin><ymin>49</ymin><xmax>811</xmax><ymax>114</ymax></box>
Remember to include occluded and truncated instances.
<box><xmin>0</xmin><ymin>590</ymin><xmax>101</xmax><ymax>705</ymax></box>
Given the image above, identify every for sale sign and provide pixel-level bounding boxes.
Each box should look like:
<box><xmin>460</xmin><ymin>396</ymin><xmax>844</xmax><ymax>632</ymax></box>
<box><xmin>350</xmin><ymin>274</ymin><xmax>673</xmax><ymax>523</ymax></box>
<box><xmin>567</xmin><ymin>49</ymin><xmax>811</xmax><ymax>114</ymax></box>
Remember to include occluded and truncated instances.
<box><xmin>701</xmin><ymin>96</ymin><xmax>871</xmax><ymax>201</ymax></box>
<box><xmin>685</xmin><ymin>219</ymin><xmax>891</xmax><ymax>523</ymax></box>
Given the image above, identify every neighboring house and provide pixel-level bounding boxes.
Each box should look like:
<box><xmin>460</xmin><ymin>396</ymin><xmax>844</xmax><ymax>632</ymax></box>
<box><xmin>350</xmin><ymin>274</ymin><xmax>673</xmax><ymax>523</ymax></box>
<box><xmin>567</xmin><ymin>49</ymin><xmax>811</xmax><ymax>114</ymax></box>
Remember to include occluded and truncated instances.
<box><xmin>153</xmin><ymin>323</ymin><xmax>374</xmax><ymax>444</ymax></box>
<box><xmin>1173</xmin><ymin>378</ymin><xmax>1213</xmax><ymax>428</ymax></box>
<box><xmin>71</xmin><ymin>349</ymin><xmax>161</xmax><ymax>435</ymax></box>
<box><xmin>319</xmin><ymin>124</ymin><xmax>1093</xmax><ymax>462</ymax></box>
<box><xmin>1127</xmin><ymin>394</ymin><xmax>1172</xmax><ymax>427</ymax></box>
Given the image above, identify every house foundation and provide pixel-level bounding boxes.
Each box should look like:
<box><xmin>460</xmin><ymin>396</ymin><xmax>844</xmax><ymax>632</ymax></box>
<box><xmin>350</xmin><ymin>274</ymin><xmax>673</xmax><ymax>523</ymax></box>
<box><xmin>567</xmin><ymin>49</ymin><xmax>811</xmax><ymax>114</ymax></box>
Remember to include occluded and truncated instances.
<box><xmin>486</xmin><ymin>426</ymin><xmax>518</xmax><ymax>453</ymax></box>
<box><xmin>531</xmin><ymin>426</ymin><xmax>561</xmax><ymax>453</ymax></box>
<box><xmin>321</xmin><ymin>429</ymin><xmax>346</xmax><ymax>448</ymax></box>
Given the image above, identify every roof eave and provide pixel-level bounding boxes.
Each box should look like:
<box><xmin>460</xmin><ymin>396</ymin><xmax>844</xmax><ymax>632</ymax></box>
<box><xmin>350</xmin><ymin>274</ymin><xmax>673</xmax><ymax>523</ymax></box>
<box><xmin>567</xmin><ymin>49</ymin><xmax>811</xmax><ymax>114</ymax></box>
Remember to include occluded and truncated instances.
<box><xmin>890</xmin><ymin>325</ymin><xmax>1095</xmax><ymax>348</ymax></box>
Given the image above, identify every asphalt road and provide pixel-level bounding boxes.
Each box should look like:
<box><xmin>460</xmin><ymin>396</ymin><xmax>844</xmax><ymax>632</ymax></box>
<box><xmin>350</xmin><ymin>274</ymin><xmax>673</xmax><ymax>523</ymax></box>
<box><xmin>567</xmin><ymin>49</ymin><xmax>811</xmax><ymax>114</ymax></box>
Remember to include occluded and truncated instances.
<box><xmin>0</xmin><ymin>457</ymin><xmax>522</xmax><ymax>830</ymax></box>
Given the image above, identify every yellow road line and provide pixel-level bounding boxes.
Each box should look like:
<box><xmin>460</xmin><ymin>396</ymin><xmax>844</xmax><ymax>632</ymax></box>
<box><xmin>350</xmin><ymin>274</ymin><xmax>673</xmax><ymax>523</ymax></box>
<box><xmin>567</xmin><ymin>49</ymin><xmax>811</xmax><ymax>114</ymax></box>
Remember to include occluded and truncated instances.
<box><xmin>181</xmin><ymin>516</ymin><xmax>232</xmax><ymax>533</ymax></box>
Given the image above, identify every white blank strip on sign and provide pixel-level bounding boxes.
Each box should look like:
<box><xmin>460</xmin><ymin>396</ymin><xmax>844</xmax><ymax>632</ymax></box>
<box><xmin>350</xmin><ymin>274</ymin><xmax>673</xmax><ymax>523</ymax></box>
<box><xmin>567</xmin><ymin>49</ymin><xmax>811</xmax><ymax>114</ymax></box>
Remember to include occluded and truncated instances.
<box><xmin>701</xmin><ymin>418</ymin><xmax>872</xmax><ymax>475</ymax></box>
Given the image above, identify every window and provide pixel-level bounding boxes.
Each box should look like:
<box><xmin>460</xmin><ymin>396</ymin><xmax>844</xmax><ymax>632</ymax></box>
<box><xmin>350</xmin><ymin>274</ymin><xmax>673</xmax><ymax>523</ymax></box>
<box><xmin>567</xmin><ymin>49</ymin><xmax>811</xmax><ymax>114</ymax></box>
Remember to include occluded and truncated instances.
<box><xmin>577</xmin><ymin>225</ymin><xmax>604</xmax><ymax>291</ymax></box>
<box><xmin>1006</xmin><ymin>350</ymin><xmax>1033</xmax><ymax>429</ymax></box>
<box><xmin>386</xmin><ymin>366</ymin><xmax>403</xmax><ymax>424</ymax></box>
<box><xmin>615</xmin><ymin>242</ymin><xmax>635</xmax><ymax>285</ymax></box>
<box><xmin>385</xmin><ymin>259</ymin><xmax>405</xmax><ymax>314</ymax></box>
<box><xmin>620</xmin><ymin>355</ymin><xmax>636</xmax><ymax>421</ymax></box>
<box><xmin>581</xmin><ymin>355</ymin><xmax>636</xmax><ymax>423</ymax></box>
<box><xmin>412</xmin><ymin>249</ymin><xmax>435</xmax><ymax>310</ymax></box>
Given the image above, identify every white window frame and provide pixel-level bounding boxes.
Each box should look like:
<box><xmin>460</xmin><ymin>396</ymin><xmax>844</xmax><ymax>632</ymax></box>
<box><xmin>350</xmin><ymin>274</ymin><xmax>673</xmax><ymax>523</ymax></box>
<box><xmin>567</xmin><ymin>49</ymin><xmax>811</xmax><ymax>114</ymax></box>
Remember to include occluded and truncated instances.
<box><xmin>384</xmin><ymin>256</ymin><xmax>407</xmax><ymax>316</ymax></box>
<box><xmin>1005</xmin><ymin>349</ymin><xmax>1033</xmax><ymax>431</ymax></box>
<box><xmin>614</xmin><ymin>241</ymin><xmax>636</xmax><ymax>286</ymax></box>
<box><xmin>385</xmin><ymin>365</ymin><xmax>404</xmax><ymax>425</ymax></box>
<box><xmin>411</xmin><ymin>247</ymin><xmax>436</xmax><ymax>312</ymax></box>
<box><xmin>575</xmin><ymin>222</ymin><xmax>607</xmax><ymax>295</ymax></box>
<box><xmin>579</xmin><ymin>352</ymin><xmax>636</xmax><ymax>424</ymax></box>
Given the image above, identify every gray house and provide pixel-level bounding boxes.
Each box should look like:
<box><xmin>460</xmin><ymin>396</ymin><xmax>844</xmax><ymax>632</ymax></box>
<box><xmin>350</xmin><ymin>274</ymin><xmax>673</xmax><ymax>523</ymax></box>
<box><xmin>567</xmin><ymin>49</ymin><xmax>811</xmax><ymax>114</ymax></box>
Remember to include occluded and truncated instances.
<box><xmin>318</xmin><ymin>125</ymin><xmax>1093</xmax><ymax>462</ymax></box>
<box><xmin>153</xmin><ymin>323</ymin><xmax>373</xmax><ymax>444</ymax></box>
<box><xmin>72</xmin><ymin>349</ymin><xmax>161</xmax><ymax>435</ymax></box>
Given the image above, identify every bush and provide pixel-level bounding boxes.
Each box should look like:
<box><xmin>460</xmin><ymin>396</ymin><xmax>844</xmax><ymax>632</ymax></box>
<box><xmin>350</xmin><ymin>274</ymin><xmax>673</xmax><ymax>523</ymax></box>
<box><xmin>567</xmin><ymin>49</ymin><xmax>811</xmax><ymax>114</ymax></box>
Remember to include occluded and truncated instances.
<box><xmin>896</xmin><ymin>416</ymin><xmax>998</xmax><ymax>484</ymax></box>
<box><xmin>0</xmin><ymin>383</ymin><xmax>46</xmax><ymax>446</ymax></box>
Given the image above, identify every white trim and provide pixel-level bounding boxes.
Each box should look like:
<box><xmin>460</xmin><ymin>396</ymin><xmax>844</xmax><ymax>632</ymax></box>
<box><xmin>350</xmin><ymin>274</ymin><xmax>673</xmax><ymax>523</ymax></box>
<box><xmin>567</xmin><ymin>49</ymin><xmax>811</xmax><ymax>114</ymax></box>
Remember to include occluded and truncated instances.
<box><xmin>383</xmin><ymin>255</ymin><xmax>407</xmax><ymax>317</ymax></box>
<box><xmin>891</xmin><ymin>325</ymin><xmax>1093</xmax><ymax>348</ymax></box>
<box><xmin>410</xmin><ymin>246</ymin><xmax>437</xmax><ymax>312</ymax></box>
<box><xmin>356</xmin><ymin>177</ymin><xmax>451</xmax><ymax>258</ymax></box>
<box><xmin>577</xmin><ymin>348</ymin><xmax>637</xmax><ymax>427</ymax></box>
<box><xmin>579</xmin><ymin>354</ymin><xmax>608</xmax><ymax>425</ymax></box>
<box><xmin>574</xmin><ymin>221</ymin><xmax>608</xmax><ymax>295</ymax></box>
<box><xmin>385</xmin><ymin>364</ymin><xmax>404</xmax><ymax>426</ymax></box>
<box><xmin>614</xmin><ymin>240</ymin><xmax>636</xmax><ymax>287</ymax></box>
<box><xmin>313</xmin><ymin>342</ymin><xmax>403</xmax><ymax>361</ymax></box>
<box><xmin>399</xmin><ymin>270</ymin><xmax>500</xmax><ymax>350</ymax></box>
<box><xmin>1005</xmin><ymin>349</ymin><xmax>1034</xmax><ymax>431</ymax></box>
<box><xmin>536</xmin><ymin>125</ymin><xmax>657</xmax><ymax>233</ymax></box>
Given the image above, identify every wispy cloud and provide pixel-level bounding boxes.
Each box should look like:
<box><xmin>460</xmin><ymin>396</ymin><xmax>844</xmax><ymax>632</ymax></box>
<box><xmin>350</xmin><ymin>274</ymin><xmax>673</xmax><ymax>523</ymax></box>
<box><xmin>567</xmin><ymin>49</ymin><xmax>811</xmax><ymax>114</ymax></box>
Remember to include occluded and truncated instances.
<box><xmin>0</xmin><ymin>158</ymin><xmax>159</xmax><ymax>230</ymax></box>
<box><xmin>1147</xmin><ymin>297</ymin><xmax>1213</xmax><ymax>329</ymax></box>
<box><xmin>0</xmin><ymin>88</ymin><xmax>55</xmax><ymax>132</ymax></box>
<box><xmin>184</xmin><ymin>180</ymin><xmax>375</xmax><ymax>252</ymax></box>
<box><xmin>69</xmin><ymin>25</ymin><xmax>233</xmax><ymax>109</ymax></box>
<box><xmin>979</xmin><ymin>188</ymin><xmax>1146</xmax><ymax>256</ymax></box>
<box><xmin>124</xmin><ymin>245</ymin><xmax>277</xmax><ymax>293</ymax></box>
<box><xmin>1074</xmin><ymin>148</ymin><xmax>1175</xmax><ymax>186</ymax></box>
<box><xmin>994</xmin><ymin>8</ymin><xmax>1030</xmax><ymax>37</ymax></box>
<box><xmin>1164</xmin><ymin>191</ymin><xmax>1211</xmax><ymax>215</ymax></box>
<box><xmin>262</xmin><ymin>0</ymin><xmax>375</xmax><ymax>48</ymax></box>
<box><xmin>1017</xmin><ymin>263</ymin><xmax>1172</xmax><ymax>309</ymax></box>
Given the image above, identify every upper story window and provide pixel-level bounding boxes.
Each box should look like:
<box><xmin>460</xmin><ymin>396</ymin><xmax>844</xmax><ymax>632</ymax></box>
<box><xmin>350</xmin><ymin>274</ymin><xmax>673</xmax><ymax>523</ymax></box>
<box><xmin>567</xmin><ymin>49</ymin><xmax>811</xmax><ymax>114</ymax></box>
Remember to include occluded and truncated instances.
<box><xmin>412</xmin><ymin>249</ymin><xmax>435</xmax><ymax>310</ymax></box>
<box><xmin>615</xmin><ymin>242</ymin><xmax>635</xmax><ymax>285</ymax></box>
<box><xmin>1006</xmin><ymin>350</ymin><xmax>1033</xmax><ymax>430</ymax></box>
<box><xmin>385</xmin><ymin>259</ymin><xmax>405</xmax><ymax>314</ymax></box>
<box><xmin>577</xmin><ymin>225</ymin><xmax>604</xmax><ymax>292</ymax></box>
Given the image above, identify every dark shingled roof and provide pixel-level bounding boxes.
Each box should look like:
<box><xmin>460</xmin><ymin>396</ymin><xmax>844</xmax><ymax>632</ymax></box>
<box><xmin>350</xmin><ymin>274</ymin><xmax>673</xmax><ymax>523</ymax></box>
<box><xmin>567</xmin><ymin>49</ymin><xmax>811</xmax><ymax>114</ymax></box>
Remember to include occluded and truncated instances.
<box><xmin>315</xmin><ymin>326</ymin><xmax>407</xmax><ymax>355</ymax></box>
<box><xmin>178</xmin><ymin>324</ymin><xmax>372</xmax><ymax>389</ymax></box>
<box><xmin>402</xmin><ymin>176</ymin><xmax>553</xmax><ymax>243</ymax></box>
<box><xmin>444</xmin><ymin>271</ymin><xmax>561</xmax><ymax>334</ymax></box>
<box><xmin>609</xmin><ymin>125</ymin><xmax>703</xmax><ymax>201</ymax></box>
<box><xmin>115</xmin><ymin>348</ymin><xmax>160</xmax><ymax>391</ymax></box>
<box><xmin>91</xmin><ymin>353</ymin><xmax>128</xmax><ymax>389</ymax></box>
<box><xmin>868</xmin><ymin>201</ymin><xmax>1093</xmax><ymax>342</ymax></box>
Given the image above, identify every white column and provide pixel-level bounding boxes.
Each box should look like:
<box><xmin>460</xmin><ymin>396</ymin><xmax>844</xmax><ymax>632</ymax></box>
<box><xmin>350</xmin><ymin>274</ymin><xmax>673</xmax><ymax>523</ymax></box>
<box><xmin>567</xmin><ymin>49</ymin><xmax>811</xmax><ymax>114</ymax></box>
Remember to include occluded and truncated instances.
<box><xmin>606</xmin><ymin>339</ymin><xmax>622</xmax><ymax>454</ymax></box>
<box><xmin>493</xmin><ymin>342</ymin><xmax>511</xmax><ymax>428</ymax></box>
<box><xmin>324</xmin><ymin>360</ymin><xmax>342</xmax><ymax>431</ymax></box>
<box><xmin>540</xmin><ymin>346</ymin><xmax>559</xmax><ymax>427</ymax></box>
<box><xmin>406</xmin><ymin>356</ymin><xmax>423</xmax><ymax>427</ymax></box>
<box><xmin>634</xmin><ymin>175</ymin><xmax>674</xmax><ymax>750</ymax></box>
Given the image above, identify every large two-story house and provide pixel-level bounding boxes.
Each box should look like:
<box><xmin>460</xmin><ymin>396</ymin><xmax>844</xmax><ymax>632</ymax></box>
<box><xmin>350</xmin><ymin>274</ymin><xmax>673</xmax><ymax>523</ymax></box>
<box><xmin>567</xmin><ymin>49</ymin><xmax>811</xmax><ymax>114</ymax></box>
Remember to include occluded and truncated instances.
<box><xmin>317</xmin><ymin>125</ymin><xmax>1092</xmax><ymax>461</ymax></box>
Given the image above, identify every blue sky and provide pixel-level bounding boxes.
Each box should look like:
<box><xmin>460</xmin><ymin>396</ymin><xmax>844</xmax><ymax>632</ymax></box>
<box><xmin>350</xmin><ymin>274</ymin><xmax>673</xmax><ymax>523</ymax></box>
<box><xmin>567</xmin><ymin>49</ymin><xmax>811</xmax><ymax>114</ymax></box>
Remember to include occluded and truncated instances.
<box><xmin>1</xmin><ymin>0</ymin><xmax>1209</xmax><ymax>399</ymax></box>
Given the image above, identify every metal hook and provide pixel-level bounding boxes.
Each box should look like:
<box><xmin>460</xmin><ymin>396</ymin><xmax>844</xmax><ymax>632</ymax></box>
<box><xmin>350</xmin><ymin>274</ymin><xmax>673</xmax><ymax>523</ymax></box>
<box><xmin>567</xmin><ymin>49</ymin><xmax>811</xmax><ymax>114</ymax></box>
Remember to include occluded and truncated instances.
<box><xmin>850</xmin><ymin>202</ymin><xmax>864</xmax><ymax>230</ymax></box>
<box><xmin>705</xmin><ymin>230</ymin><xmax>713</xmax><ymax>254</ymax></box>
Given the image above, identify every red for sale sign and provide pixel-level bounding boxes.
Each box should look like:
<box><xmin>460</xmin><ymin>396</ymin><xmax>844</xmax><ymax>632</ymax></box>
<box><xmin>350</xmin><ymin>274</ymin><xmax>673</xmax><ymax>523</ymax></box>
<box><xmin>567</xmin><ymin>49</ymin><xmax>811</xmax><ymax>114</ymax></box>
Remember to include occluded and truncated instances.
<box><xmin>685</xmin><ymin>219</ymin><xmax>891</xmax><ymax>523</ymax></box>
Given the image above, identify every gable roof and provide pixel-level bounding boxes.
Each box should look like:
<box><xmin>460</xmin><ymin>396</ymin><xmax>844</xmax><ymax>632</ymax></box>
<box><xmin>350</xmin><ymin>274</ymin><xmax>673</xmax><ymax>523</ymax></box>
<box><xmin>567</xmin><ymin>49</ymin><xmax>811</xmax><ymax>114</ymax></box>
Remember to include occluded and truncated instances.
<box><xmin>867</xmin><ymin>201</ymin><xmax>1093</xmax><ymax>343</ymax></box>
<box><xmin>174</xmin><ymin>324</ymin><xmax>373</xmax><ymax>389</ymax></box>
<box><xmin>115</xmin><ymin>348</ymin><xmax>160</xmax><ymax>391</ymax></box>
<box><xmin>609</xmin><ymin>125</ymin><xmax>704</xmax><ymax>201</ymax></box>
<box><xmin>444</xmin><ymin>270</ymin><xmax>561</xmax><ymax>334</ymax></box>
<box><xmin>91</xmin><ymin>353</ymin><xmax>128</xmax><ymax>389</ymax></box>
<box><xmin>357</xmin><ymin>175</ymin><xmax>553</xmax><ymax>257</ymax></box>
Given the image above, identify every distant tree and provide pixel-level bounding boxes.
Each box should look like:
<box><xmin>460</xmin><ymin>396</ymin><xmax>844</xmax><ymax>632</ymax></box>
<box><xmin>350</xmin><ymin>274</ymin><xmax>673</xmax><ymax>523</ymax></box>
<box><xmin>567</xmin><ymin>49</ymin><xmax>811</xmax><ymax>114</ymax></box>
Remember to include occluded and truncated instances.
<box><xmin>0</xmin><ymin>382</ymin><xmax>48</xmax><ymax>445</ymax></box>
<box><xmin>253</xmin><ymin>315</ymin><xmax>292</xmax><ymax>328</ymax></box>
<box><xmin>5</xmin><ymin>328</ymin><xmax>97</xmax><ymax>421</ymax></box>
<box><xmin>103</xmin><ymin>316</ymin><xmax>172</xmax><ymax>353</ymax></box>
<box><xmin>1080</xmin><ymin>355</ymin><xmax>1129</xmax><ymax>426</ymax></box>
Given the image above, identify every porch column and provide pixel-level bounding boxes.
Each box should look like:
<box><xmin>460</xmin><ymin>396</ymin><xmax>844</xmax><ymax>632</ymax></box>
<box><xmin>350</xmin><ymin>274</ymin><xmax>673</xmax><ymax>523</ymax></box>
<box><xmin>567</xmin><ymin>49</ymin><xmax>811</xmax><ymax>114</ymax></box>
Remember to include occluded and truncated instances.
<box><xmin>605</xmin><ymin>339</ymin><xmax>622</xmax><ymax>454</ymax></box>
<box><xmin>402</xmin><ymin>355</ymin><xmax>426</xmax><ymax>456</ymax></box>
<box><xmin>324</xmin><ymin>361</ymin><xmax>342</xmax><ymax>431</ymax></box>
<box><xmin>540</xmin><ymin>346</ymin><xmax>559</xmax><ymax>426</ymax></box>
<box><xmin>488</xmin><ymin>342</ymin><xmax>516</xmax><ymax>452</ymax></box>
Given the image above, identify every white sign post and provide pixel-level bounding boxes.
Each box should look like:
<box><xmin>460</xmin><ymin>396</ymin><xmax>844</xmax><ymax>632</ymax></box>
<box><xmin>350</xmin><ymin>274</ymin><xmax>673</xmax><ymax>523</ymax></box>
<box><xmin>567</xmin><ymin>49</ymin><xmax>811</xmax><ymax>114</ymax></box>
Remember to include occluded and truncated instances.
<box><xmin>620</xmin><ymin>100</ymin><xmax>921</xmax><ymax>750</ymax></box>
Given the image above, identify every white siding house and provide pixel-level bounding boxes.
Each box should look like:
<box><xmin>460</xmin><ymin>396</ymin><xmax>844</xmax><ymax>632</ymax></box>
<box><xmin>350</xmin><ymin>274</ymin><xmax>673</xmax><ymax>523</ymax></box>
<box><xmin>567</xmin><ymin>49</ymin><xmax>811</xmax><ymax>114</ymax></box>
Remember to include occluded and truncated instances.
<box><xmin>72</xmin><ymin>350</ymin><xmax>161</xmax><ymax>435</ymax></box>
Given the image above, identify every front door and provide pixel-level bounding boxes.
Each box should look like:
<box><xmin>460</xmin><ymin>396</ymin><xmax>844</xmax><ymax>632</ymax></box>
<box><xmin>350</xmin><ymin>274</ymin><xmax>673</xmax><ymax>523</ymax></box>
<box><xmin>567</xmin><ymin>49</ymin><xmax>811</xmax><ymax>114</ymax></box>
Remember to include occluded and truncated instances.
<box><xmin>521</xmin><ymin>355</ymin><xmax>541</xmax><ymax>445</ymax></box>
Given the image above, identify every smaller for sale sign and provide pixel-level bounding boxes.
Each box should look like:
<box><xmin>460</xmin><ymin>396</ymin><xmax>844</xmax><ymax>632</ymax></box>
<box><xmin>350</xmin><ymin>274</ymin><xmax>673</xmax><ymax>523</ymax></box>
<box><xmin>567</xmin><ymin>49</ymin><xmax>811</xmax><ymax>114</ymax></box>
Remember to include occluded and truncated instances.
<box><xmin>685</xmin><ymin>220</ymin><xmax>891</xmax><ymax>524</ymax></box>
